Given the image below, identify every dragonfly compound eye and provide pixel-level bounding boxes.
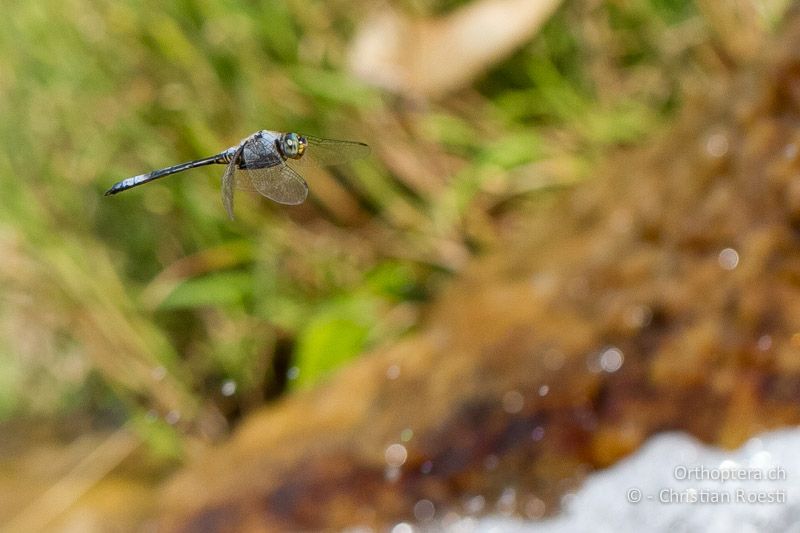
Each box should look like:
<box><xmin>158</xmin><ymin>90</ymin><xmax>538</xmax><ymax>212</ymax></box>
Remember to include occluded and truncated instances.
<box><xmin>283</xmin><ymin>133</ymin><xmax>307</xmax><ymax>159</ymax></box>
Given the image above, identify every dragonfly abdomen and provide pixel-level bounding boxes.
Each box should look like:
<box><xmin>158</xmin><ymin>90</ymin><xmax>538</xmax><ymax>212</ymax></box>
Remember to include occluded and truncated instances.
<box><xmin>104</xmin><ymin>173</ymin><xmax>152</xmax><ymax>195</ymax></box>
<box><xmin>215</xmin><ymin>147</ymin><xmax>237</xmax><ymax>164</ymax></box>
<box><xmin>104</xmin><ymin>154</ymin><xmax>224</xmax><ymax>196</ymax></box>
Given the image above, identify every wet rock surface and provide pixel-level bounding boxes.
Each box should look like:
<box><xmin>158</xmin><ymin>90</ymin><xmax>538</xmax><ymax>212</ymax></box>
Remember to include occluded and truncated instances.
<box><xmin>164</xmin><ymin>13</ymin><xmax>800</xmax><ymax>532</ymax></box>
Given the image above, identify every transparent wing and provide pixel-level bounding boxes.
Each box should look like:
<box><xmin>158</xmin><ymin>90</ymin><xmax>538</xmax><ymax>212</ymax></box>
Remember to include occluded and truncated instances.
<box><xmin>233</xmin><ymin>163</ymin><xmax>308</xmax><ymax>205</ymax></box>
<box><xmin>291</xmin><ymin>135</ymin><xmax>370</xmax><ymax>167</ymax></box>
<box><xmin>221</xmin><ymin>145</ymin><xmax>244</xmax><ymax>220</ymax></box>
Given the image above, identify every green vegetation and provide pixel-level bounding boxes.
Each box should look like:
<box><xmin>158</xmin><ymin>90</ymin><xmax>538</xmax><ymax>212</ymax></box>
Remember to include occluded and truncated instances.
<box><xmin>0</xmin><ymin>0</ymin><xmax>764</xmax><ymax>453</ymax></box>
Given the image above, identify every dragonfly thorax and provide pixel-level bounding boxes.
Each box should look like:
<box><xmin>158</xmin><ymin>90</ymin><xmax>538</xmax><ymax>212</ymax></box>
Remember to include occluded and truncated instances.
<box><xmin>277</xmin><ymin>132</ymin><xmax>307</xmax><ymax>160</ymax></box>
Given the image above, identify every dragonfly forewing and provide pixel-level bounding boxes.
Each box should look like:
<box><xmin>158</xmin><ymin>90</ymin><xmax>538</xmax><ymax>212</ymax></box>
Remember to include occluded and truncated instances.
<box><xmin>288</xmin><ymin>135</ymin><xmax>371</xmax><ymax>167</ymax></box>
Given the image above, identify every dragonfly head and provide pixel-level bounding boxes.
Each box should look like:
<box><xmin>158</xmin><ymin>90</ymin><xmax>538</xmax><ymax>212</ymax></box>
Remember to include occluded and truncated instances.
<box><xmin>281</xmin><ymin>132</ymin><xmax>307</xmax><ymax>160</ymax></box>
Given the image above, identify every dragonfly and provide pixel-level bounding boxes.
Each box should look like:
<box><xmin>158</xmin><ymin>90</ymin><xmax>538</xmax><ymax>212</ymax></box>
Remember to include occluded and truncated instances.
<box><xmin>105</xmin><ymin>130</ymin><xmax>370</xmax><ymax>219</ymax></box>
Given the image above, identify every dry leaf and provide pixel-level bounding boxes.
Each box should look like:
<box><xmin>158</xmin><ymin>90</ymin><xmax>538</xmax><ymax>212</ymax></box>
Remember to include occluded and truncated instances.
<box><xmin>348</xmin><ymin>0</ymin><xmax>564</xmax><ymax>99</ymax></box>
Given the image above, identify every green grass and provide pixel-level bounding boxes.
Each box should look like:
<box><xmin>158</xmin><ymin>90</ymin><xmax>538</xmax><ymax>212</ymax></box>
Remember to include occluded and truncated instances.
<box><xmin>0</xmin><ymin>0</ymin><xmax>752</xmax><ymax>452</ymax></box>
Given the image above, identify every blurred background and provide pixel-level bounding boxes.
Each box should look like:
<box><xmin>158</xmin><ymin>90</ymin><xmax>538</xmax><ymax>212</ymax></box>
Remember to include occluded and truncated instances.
<box><xmin>0</xmin><ymin>0</ymin><xmax>796</xmax><ymax>531</ymax></box>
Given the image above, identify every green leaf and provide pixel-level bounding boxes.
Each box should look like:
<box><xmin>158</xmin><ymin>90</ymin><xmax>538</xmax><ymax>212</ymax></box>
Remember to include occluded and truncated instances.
<box><xmin>129</xmin><ymin>412</ymin><xmax>183</xmax><ymax>461</ymax></box>
<box><xmin>159</xmin><ymin>271</ymin><xmax>251</xmax><ymax>309</ymax></box>
<box><xmin>364</xmin><ymin>261</ymin><xmax>416</xmax><ymax>299</ymax></box>
<box><xmin>291</xmin><ymin>303</ymin><xmax>372</xmax><ymax>388</ymax></box>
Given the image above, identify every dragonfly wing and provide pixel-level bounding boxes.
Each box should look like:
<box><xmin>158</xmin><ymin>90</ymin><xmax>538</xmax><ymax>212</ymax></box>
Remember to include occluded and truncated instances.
<box><xmin>234</xmin><ymin>163</ymin><xmax>309</xmax><ymax>205</ymax></box>
<box><xmin>292</xmin><ymin>135</ymin><xmax>370</xmax><ymax>167</ymax></box>
<box><xmin>232</xmin><ymin>171</ymin><xmax>258</xmax><ymax>191</ymax></box>
<box><xmin>221</xmin><ymin>144</ymin><xmax>245</xmax><ymax>220</ymax></box>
